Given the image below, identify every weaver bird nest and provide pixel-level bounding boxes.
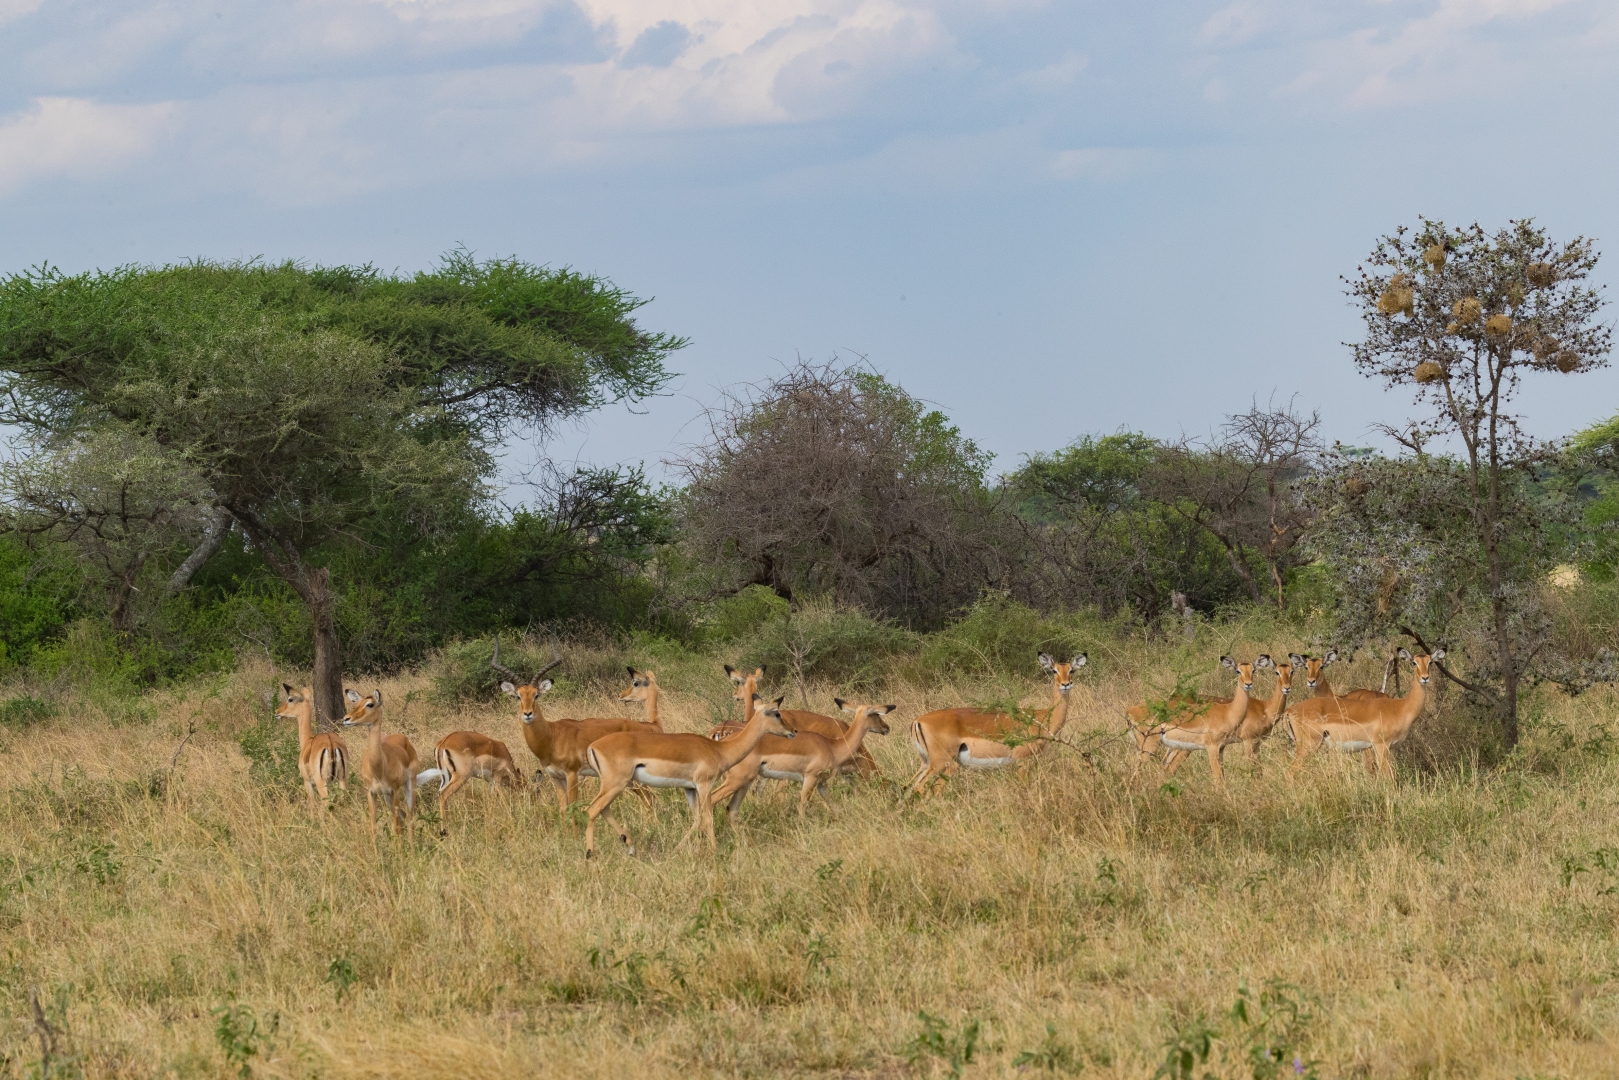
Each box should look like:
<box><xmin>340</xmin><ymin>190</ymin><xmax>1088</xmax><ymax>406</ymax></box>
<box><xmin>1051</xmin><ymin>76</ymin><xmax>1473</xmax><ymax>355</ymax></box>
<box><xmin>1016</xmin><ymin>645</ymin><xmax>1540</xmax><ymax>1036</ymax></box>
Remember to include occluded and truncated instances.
<box><xmin>1527</xmin><ymin>262</ymin><xmax>1555</xmax><ymax>287</ymax></box>
<box><xmin>1377</xmin><ymin>273</ymin><xmax>1415</xmax><ymax>317</ymax></box>
<box><xmin>1413</xmin><ymin>361</ymin><xmax>1446</xmax><ymax>384</ymax></box>
<box><xmin>1423</xmin><ymin>244</ymin><xmax>1448</xmax><ymax>271</ymax></box>
<box><xmin>1485</xmin><ymin>313</ymin><xmax>1513</xmax><ymax>336</ymax></box>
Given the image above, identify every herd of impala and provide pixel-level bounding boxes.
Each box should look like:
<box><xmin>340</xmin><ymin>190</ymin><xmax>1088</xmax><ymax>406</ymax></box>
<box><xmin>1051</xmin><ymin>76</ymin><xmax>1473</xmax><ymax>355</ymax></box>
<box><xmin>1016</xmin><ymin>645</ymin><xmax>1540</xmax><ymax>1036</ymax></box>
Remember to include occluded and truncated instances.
<box><xmin>272</xmin><ymin>638</ymin><xmax>1446</xmax><ymax>856</ymax></box>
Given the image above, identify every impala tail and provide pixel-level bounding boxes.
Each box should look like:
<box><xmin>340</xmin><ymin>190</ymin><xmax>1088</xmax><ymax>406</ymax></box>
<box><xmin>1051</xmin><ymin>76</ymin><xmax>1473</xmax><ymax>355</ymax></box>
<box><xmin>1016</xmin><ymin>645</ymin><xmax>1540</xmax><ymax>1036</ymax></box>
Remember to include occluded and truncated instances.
<box><xmin>415</xmin><ymin>768</ymin><xmax>448</xmax><ymax>788</ymax></box>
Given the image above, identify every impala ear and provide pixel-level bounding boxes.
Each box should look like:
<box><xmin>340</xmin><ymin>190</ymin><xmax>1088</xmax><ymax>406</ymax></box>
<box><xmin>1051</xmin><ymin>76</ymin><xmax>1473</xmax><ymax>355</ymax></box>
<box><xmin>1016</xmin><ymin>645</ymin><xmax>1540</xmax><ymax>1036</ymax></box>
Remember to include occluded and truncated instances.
<box><xmin>1255</xmin><ymin>654</ymin><xmax>1272</xmax><ymax>669</ymax></box>
<box><xmin>1038</xmin><ymin>652</ymin><xmax>1055</xmax><ymax>670</ymax></box>
<box><xmin>1430</xmin><ymin>648</ymin><xmax>1446</xmax><ymax>662</ymax></box>
<box><xmin>345</xmin><ymin>689</ymin><xmax>361</xmax><ymax>704</ymax></box>
<box><xmin>537</xmin><ymin>679</ymin><xmax>554</xmax><ymax>693</ymax></box>
<box><xmin>835</xmin><ymin>697</ymin><xmax>851</xmax><ymax>713</ymax></box>
<box><xmin>1289</xmin><ymin>653</ymin><xmax>1306</xmax><ymax>667</ymax></box>
<box><xmin>1398</xmin><ymin>647</ymin><xmax>1413</xmax><ymax>661</ymax></box>
<box><xmin>1220</xmin><ymin>656</ymin><xmax>1235</xmax><ymax>670</ymax></box>
<box><xmin>773</xmin><ymin>695</ymin><xmax>785</xmax><ymax>708</ymax></box>
<box><xmin>500</xmin><ymin>681</ymin><xmax>517</xmax><ymax>695</ymax></box>
<box><xmin>1072</xmin><ymin>654</ymin><xmax>1086</xmax><ymax>668</ymax></box>
<box><xmin>724</xmin><ymin>664</ymin><xmax>738</xmax><ymax>679</ymax></box>
<box><xmin>373</xmin><ymin>688</ymin><xmax>382</xmax><ymax>706</ymax></box>
<box><xmin>882</xmin><ymin>704</ymin><xmax>898</xmax><ymax>713</ymax></box>
<box><xmin>626</xmin><ymin>666</ymin><xmax>637</xmax><ymax>679</ymax></box>
<box><xmin>281</xmin><ymin>682</ymin><xmax>294</xmax><ymax>698</ymax></box>
<box><xmin>1324</xmin><ymin>649</ymin><xmax>1338</xmax><ymax>664</ymax></box>
<box><xmin>754</xmin><ymin>666</ymin><xmax>766</xmax><ymax>678</ymax></box>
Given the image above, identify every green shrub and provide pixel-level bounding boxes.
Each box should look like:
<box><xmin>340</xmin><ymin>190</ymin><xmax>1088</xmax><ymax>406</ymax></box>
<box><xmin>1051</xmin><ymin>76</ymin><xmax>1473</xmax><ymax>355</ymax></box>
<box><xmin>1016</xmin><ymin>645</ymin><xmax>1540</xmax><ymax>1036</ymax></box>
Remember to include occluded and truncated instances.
<box><xmin>733</xmin><ymin>596</ymin><xmax>915</xmax><ymax>691</ymax></box>
<box><xmin>919</xmin><ymin>593</ymin><xmax>1115</xmax><ymax>680</ymax></box>
<box><xmin>0</xmin><ymin>694</ymin><xmax>54</xmax><ymax>728</ymax></box>
<box><xmin>237</xmin><ymin>715</ymin><xmax>302</xmax><ymax>791</ymax></box>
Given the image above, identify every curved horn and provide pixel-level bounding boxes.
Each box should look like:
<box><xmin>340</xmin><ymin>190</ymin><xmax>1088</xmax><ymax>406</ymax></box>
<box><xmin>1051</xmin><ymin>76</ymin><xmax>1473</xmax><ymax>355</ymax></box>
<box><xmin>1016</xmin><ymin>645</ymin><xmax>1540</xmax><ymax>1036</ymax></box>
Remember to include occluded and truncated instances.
<box><xmin>490</xmin><ymin>637</ymin><xmax>522</xmax><ymax>683</ymax></box>
<box><xmin>532</xmin><ymin>634</ymin><xmax>564</xmax><ymax>684</ymax></box>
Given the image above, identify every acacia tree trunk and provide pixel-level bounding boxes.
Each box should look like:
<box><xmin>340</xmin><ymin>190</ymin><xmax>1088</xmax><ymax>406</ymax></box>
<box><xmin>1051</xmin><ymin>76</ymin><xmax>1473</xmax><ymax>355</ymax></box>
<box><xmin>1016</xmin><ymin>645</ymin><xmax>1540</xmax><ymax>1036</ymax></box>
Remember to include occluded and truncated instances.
<box><xmin>224</xmin><ymin>505</ymin><xmax>346</xmax><ymax>729</ymax></box>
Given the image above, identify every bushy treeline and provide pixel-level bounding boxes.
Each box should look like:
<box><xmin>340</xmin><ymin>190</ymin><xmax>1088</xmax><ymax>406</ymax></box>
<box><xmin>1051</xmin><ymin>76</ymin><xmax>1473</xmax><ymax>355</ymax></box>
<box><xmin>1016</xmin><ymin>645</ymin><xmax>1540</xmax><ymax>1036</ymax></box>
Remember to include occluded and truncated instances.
<box><xmin>0</xmin><ymin>221</ymin><xmax>1615</xmax><ymax>750</ymax></box>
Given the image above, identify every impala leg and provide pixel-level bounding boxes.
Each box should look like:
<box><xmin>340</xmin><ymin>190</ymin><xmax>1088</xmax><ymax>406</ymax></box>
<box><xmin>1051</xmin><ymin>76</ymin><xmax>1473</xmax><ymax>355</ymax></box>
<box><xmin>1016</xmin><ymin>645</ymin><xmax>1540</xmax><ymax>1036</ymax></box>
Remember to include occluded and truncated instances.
<box><xmin>815</xmin><ymin>773</ymin><xmax>838</xmax><ymax>818</ymax></box>
<box><xmin>855</xmin><ymin>747</ymin><xmax>880</xmax><ymax>777</ymax></box>
<box><xmin>1207</xmin><ymin>743</ymin><xmax>1229</xmax><ymax>793</ymax></box>
<box><xmin>585</xmin><ymin>776</ymin><xmax>634</xmax><ymax>858</ymax></box>
<box><xmin>439</xmin><ymin>774</ymin><xmax>470</xmax><ymax>816</ymax></box>
<box><xmin>1362</xmin><ymin>749</ymin><xmax>1378</xmax><ymax>776</ymax></box>
<box><xmin>404</xmin><ymin>779</ymin><xmax>416</xmax><ymax>843</ymax></box>
<box><xmin>1163</xmin><ymin>749</ymin><xmax>1188</xmax><ymax>777</ymax></box>
<box><xmin>677</xmin><ymin>787</ymin><xmax>706</xmax><ymax>848</ymax></box>
<box><xmin>698</xmin><ymin>784</ymin><xmax>719</xmax><ymax>850</ymax></box>
<box><xmin>797</xmin><ymin>776</ymin><xmax>818</xmax><ymax>817</ymax></box>
<box><xmin>366</xmin><ymin>791</ymin><xmax>379</xmax><ymax>839</ymax></box>
<box><xmin>565</xmin><ymin>771</ymin><xmax>581</xmax><ymax>811</ymax></box>
<box><xmin>305</xmin><ymin>776</ymin><xmax>322</xmax><ymax>820</ymax></box>
<box><xmin>1243</xmin><ymin>738</ymin><xmax>1260</xmax><ymax>761</ymax></box>
<box><xmin>1288</xmin><ymin>727</ymin><xmax>1322</xmax><ymax>779</ymax></box>
<box><xmin>1372</xmin><ymin>743</ymin><xmax>1394</xmax><ymax>781</ymax></box>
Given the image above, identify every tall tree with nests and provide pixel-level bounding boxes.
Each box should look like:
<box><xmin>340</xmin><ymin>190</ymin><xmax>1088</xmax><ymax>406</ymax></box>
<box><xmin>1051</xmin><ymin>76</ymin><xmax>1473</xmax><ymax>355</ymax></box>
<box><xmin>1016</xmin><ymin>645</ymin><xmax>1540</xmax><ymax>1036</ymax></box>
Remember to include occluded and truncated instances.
<box><xmin>1337</xmin><ymin>218</ymin><xmax>1610</xmax><ymax>746</ymax></box>
<box><xmin>0</xmin><ymin>255</ymin><xmax>683</xmax><ymax>723</ymax></box>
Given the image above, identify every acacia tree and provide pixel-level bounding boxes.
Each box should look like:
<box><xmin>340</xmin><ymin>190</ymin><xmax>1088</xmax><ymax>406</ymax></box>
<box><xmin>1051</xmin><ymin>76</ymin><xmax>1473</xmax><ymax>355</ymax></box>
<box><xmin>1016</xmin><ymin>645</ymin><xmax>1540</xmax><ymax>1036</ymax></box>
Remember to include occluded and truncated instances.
<box><xmin>1341</xmin><ymin>218</ymin><xmax>1610</xmax><ymax>746</ymax></box>
<box><xmin>0</xmin><ymin>256</ymin><xmax>682</xmax><ymax>722</ymax></box>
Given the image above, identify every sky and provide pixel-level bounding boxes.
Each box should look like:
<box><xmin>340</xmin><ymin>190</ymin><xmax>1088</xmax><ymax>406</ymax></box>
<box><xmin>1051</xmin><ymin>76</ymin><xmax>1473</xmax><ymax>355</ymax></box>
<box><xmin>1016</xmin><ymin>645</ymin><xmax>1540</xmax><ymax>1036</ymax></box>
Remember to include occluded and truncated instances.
<box><xmin>3</xmin><ymin>0</ymin><xmax>1618</xmax><ymax>491</ymax></box>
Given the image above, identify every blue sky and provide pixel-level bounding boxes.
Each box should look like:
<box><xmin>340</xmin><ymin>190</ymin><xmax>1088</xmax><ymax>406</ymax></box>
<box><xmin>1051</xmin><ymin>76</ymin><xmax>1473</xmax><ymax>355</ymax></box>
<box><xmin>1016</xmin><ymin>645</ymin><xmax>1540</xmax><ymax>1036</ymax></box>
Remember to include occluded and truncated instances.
<box><xmin>3</xmin><ymin>0</ymin><xmax>1617</xmax><ymax>487</ymax></box>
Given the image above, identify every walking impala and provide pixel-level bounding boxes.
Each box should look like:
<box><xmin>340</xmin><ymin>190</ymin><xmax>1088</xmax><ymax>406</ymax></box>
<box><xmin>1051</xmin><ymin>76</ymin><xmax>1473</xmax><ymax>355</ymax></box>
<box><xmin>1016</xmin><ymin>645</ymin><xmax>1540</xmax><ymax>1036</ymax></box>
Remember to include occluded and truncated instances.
<box><xmin>710</xmin><ymin>700</ymin><xmax>896</xmax><ymax>823</ymax></box>
<box><xmin>906</xmin><ymin>653</ymin><xmax>1085</xmax><ymax>796</ymax></box>
<box><xmin>1285</xmin><ymin>648</ymin><xmax>1445</xmax><ymax>780</ymax></box>
<box><xmin>490</xmin><ymin>642</ymin><xmax>655</xmax><ymax>814</ymax></box>
<box><xmin>276</xmin><ymin>683</ymin><xmax>349</xmax><ymax>818</ymax></box>
<box><xmin>722</xmin><ymin>665</ymin><xmax>879</xmax><ymax>777</ymax></box>
<box><xmin>1127</xmin><ymin>657</ymin><xmax>1267</xmax><ymax>791</ymax></box>
<box><xmin>583</xmin><ymin>694</ymin><xmax>796</xmax><ymax>857</ymax></box>
<box><xmin>340</xmin><ymin>688</ymin><xmax>420</xmax><ymax>840</ymax></box>
<box><xmin>417</xmin><ymin>732</ymin><xmax>524</xmax><ymax>815</ymax></box>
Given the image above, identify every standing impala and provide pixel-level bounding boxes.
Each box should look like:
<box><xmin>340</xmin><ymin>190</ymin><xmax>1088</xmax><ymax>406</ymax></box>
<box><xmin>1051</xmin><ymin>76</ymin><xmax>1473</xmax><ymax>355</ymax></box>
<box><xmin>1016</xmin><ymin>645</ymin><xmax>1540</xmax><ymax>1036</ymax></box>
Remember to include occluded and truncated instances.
<box><xmin>722</xmin><ymin>665</ymin><xmax>879</xmax><ymax>777</ymax></box>
<box><xmin>341</xmin><ymin>688</ymin><xmax>419</xmax><ymax>841</ymax></box>
<box><xmin>276</xmin><ymin>683</ymin><xmax>349</xmax><ymax>818</ymax></box>
<box><xmin>710</xmin><ymin>700</ymin><xmax>895</xmax><ymax>823</ymax></box>
<box><xmin>906</xmin><ymin>653</ymin><xmax>1085</xmax><ymax>796</ymax></box>
<box><xmin>583</xmin><ymin>694</ymin><xmax>796</xmax><ymax>857</ymax></box>
<box><xmin>1297</xmin><ymin>650</ymin><xmax>1387</xmax><ymax>772</ymax></box>
<box><xmin>1128</xmin><ymin>657</ymin><xmax>1267</xmax><ymax>791</ymax></box>
<box><xmin>1230</xmin><ymin>654</ymin><xmax>1296</xmax><ymax>761</ymax></box>
<box><xmin>1285</xmin><ymin>648</ymin><xmax>1444</xmax><ymax>780</ymax></box>
<box><xmin>491</xmin><ymin>642</ymin><xmax>655</xmax><ymax>814</ymax></box>
<box><xmin>417</xmin><ymin>731</ymin><xmax>524</xmax><ymax>815</ymax></box>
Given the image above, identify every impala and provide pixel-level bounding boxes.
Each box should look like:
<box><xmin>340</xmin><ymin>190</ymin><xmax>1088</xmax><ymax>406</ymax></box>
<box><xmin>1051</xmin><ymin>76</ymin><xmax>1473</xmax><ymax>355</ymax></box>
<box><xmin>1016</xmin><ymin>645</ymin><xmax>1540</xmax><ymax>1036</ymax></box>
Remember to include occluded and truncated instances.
<box><xmin>340</xmin><ymin>688</ymin><xmax>419</xmax><ymax>840</ymax></box>
<box><xmin>417</xmin><ymin>731</ymin><xmax>524</xmax><ymax>814</ymax></box>
<box><xmin>490</xmin><ymin>642</ymin><xmax>655</xmax><ymax>814</ymax></box>
<box><xmin>275</xmin><ymin>683</ymin><xmax>349</xmax><ymax>819</ymax></box>
<box><xmin>1127</xmin><ymin>657</ymin><xmax>1267</xmax><ymax>791</ymax></box>
<box><xmin>710</xmin><ymin>700</ymin><xmax>896</xmax><ymax>823</ymax></box>
<box><xmin>1285</xmin><ymin>648</ymin><xmax>1445</xmax><ymax>780</ymax></box>
<box><xmin>1302</xmin><ymin>651</ymin><xmax>1386</xmax><ymax>701</ymax></box>
<box><xmin>583</xmin><ymin>694</ymin><xmax>796</xmax><ymax>857</ymax></box>
<box><xmin>1229</xmin><ymin>654</ymin><xmax>1296</xmax><ymax>761</ymax></box>
<box><xmin>722</xmin><ymin>665</ymin><xmax>879</xmax><ymax>777</ymax></box>
<box><xmin>906</xmin><ymin>653</ymin><xmax>1085</xmax><ymax>796</ymax></box>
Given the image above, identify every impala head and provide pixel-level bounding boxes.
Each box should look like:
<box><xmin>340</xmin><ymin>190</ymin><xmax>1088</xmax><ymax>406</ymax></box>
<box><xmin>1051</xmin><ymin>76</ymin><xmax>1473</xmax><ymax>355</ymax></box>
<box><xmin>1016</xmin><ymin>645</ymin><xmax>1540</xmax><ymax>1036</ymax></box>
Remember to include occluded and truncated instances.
<box><xmin>1301</xmin><ymin>649</ymin><xmax>1338</xmax><ymax>689</ymax></box>
<box><xmin>500</xmin><ymin>677</ymin><xmax>554</xmax><ymax>724</ymax></box>
<box><xmin>1220</xmin><ymin>655</ymin><xmax>1269</xmax><ymax>690</ymax></box>
<box><xmin>340</xmin><ymin>687</ymin><xmax>383</xmax><ymax>727</ymax></box>
<box><xmin>1273</xmin><ymin>656</ymin><xmax>1296</xmax><ymax>696</ymax></box>
<box><xmin>724</xmin><ymin>664</ymin><xmax>766</xmax><ymax>708</ymax></box>
<box><xmin>1401</xmin><ymin>647</ymin><xmax>1446</xmax><ymax>684</ymax></box>
<box><xmin>835</xmin><ymin>699</ymin><xmax>897</xmax><ymax>735</ymax></box>
<box><xmin>490</xmin><ymin>637</ymin><xmax>563</xmax><ymax>724</ymax></box>
<box><xmin>1038</xmin><ymin>652</ymin><xmax>1088</xmax><ymax>693</ymax></box>
<box><xmin>620</xmin><ymin>668</ymin><xmax>661</xmax><ymax>712</ymax></box>
<box><xmin>275</xmin><ymin>683</ymin><xmax>313</xmax><ymax>722</ymax></box>
<box><xmin>753</xmin><ymin>696</ymin><xmax>795</xmax><ymax>738</ymax></box>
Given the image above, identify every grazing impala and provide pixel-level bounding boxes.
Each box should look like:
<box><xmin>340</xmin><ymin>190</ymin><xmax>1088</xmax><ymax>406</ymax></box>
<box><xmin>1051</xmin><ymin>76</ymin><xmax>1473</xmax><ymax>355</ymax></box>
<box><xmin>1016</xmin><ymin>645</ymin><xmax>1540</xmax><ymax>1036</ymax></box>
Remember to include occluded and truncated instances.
<box><xmin>1285</xmin><ymin>648</ymin><xmax>1444</xmax><ymax>780</ymax></box>
<box><xmin>583</xmin><ymin>694</ymin><xmax>796</xmax><ymax>857</ymax></box>
<box><xmin>417</xmin><ymin>732</ymin><xmax>524</xmax><ymax>814</ymax></box>
<box><xmin>1127</xmin><ymin>657</ymin><xmax>1267</xmax><ymax>791</ymax></box>
<box><xmin>906</xmin><ymin>653</ymin><xmax>1086</xmax><ymax>796</ymax></box>
<box><xmin>276</xmin><ymin>683</ymin><xmax>349</xmax><ymax>818</ymax></box>
<box><xmin>490</xmin><ymin>642</ymin><xmax>654</xmax><ymax>813</ymax></box>
<box><xmin>340</xmin><ymin>688</ymin><xmax>419</xmax><ymax>840</ymax></box>
<box><xmin>710</xmin><ymin>700</ymin><xmax>896</xmax><ymax>823</ymax></box>
<box><xmin>722</xmin><ymin>665</ymin><xmax>879</xmax><ymax>777</ymax></box>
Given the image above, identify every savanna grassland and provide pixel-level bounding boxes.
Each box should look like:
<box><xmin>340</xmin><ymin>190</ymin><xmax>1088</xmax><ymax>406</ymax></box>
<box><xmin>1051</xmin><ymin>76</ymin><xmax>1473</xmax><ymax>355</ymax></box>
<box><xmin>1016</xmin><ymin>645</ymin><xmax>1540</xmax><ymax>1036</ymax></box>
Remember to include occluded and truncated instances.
<box><xmin>3</xmin><ymin>621</ymin><xmax>1619</xmax><ymax>1080</ymax></box>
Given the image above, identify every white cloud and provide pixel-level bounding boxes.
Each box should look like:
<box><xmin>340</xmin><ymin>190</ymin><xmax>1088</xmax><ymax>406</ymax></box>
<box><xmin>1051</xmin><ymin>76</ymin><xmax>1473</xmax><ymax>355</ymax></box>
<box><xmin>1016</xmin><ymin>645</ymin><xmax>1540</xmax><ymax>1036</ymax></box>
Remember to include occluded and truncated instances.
<box><xmin>1199</xmin><ymin>1</ymin><xmax>1267</xmax><ymax>49</ymax></box>
<box><xmin>0</xmin><ymin>97</ymin><xmax>175</xmax><ymax>196</ymax></box>
<box><xmin>1052</xmin><ymin>146</ymin><xmax>1154</xmax><ymax>182</ymax></box>
<box><xmin>1014</xmin><ymin>50</ymin><xmax>1087</xmax><ymax>93</ymax></box>
<box><xmin>0</xmin><ymin>0</ymin><xmax>43</xmax><ymax>27</ymax></box>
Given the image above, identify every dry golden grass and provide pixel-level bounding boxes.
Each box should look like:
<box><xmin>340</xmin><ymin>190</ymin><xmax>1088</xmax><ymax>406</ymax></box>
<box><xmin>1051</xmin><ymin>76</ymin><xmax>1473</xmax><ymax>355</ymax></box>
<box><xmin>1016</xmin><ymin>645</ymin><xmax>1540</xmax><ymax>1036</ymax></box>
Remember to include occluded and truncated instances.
<box><xmin>3</xmin><ymin>638</ymin><xmax>1619</xmax><ymax>1079</ymax></box>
